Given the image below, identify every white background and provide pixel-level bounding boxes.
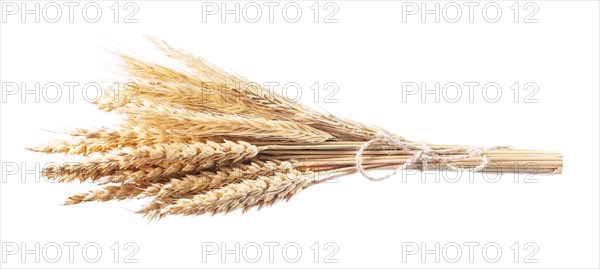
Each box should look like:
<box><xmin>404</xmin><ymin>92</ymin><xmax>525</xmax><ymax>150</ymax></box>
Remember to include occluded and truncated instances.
<box><xmin>1</xmin><ymin>0</ymin><xmax>599</xmax><ymax>268</ymax></box>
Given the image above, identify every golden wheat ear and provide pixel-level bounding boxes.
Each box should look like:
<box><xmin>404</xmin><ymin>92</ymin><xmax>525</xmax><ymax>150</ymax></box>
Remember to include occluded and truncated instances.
<box><xmin>140</xmin><ymin>170</ymin><xmax>314</xmax><ymax>219</ymax></box>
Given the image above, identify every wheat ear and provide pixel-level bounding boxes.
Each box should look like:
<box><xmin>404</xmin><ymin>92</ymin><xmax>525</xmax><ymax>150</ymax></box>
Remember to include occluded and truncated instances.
<box><xmin>66</xmin><ymin>160</ymin><xmax>297</xmax><ymax>204</ymax></box>
<box><xmin>139</xmin><ymin>160</ymin><xmax>296</xmax><ymax>199</ymax></box>
<box><xmin>140</xmin><ymin>169</ymin><xmax>314</xmax><ymax>219</ymax></box>
<box><xmin>117</xmin><ymin>102</ymin><xmax>333</xmax><ymax>143</ymax></box>
<box><xmin>43</xmin><ymin>140</ymin><xmax>258</xmax><ymax>182</ymax></box>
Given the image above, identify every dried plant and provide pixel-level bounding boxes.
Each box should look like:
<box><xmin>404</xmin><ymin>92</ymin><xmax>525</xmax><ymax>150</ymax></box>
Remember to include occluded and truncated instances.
<box><xmin>31</xmin><ymin>37</ymin><xmax>563</xmax><ymax>219</ymax></box>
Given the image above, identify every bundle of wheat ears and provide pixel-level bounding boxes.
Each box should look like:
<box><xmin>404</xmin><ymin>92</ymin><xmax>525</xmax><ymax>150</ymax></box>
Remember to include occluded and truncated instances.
<box><xmin>31</xmin><ymin>38</ymin><xmax>563</xmax><ymax>220</ymax></box>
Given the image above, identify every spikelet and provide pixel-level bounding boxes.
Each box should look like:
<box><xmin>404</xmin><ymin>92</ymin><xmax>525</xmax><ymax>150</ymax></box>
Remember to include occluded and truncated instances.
<box><xmin>64</xmin><ymin>182</ymin><xmax>150</xmax><ymax>205</ymax></box>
